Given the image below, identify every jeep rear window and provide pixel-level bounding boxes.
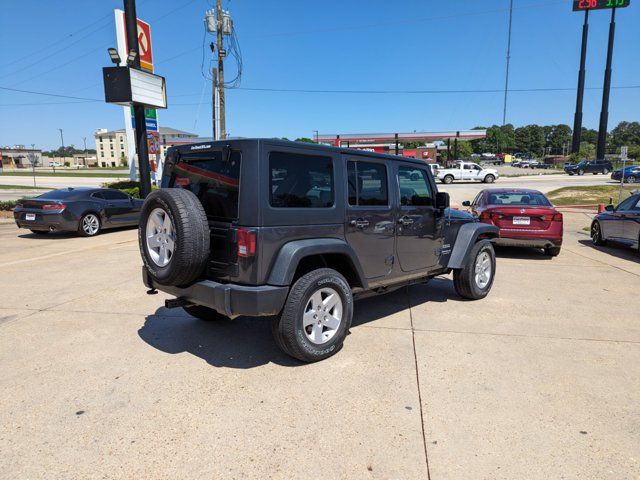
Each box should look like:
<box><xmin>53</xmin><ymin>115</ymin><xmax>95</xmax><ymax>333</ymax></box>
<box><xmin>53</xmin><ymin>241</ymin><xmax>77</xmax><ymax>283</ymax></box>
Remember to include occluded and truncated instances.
<box><xmin>269</xmin><ymin>152</ymin><xmax>334</xmax><ymax>208</ymax></box>
<box><xmin>171</xmin><ymin>150</ymin><xmax>241</xmax><ymax>220</ymax></box>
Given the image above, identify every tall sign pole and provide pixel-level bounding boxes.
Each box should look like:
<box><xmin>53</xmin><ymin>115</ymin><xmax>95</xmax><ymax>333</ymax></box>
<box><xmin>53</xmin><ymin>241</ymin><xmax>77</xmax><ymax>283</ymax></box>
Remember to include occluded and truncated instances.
<box><xmin>124</xmin><ymin>0</ymin><xmax>151</xmax><ymax>198</ymax></box>
<box><xmin>571</xmin><ymin>10</ymin><xmax>589</xmax><ymax>154</ymax></box>
<box><xmin>596</xmin><ymin>7</ymin><xmax>616</xmax><ymax>160</ymax></box>
<box><xmin>571</xmin><ymin>0</ymin><xmax>631</xmax><ymax>158</ymax></box>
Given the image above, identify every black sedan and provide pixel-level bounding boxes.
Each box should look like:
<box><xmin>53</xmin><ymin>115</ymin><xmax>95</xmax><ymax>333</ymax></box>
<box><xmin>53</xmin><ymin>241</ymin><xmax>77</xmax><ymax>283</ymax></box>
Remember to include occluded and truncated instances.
<box><xmin>591</xmin><ymin>192</ymin><xmax>640</xmax><ymax>252</ymax></box>
<box><xmin>14</xmin><ymin>187</ymin><xmax>144</xmax><ymax>236</ymax></box>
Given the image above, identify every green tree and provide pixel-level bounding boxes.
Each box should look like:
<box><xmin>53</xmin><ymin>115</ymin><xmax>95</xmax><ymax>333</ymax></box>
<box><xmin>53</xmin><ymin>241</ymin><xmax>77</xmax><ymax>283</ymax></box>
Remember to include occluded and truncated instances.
<box><xmin>546</xmin><ymin>124</ymin><xmax>572</xmax><ymax>154</ymax></box>
<box><xmin>571</xmin><ymin>141</ymin><xmax>595</xmax><ymax>161</ymax></box>
<box><xmin>580</xmin><ymin>127</ymin><xmax>598</xmax><ymax>145</ymax></box>
<box><xmin>470</xmin><ymin>124</ymin><xmax>515</xmax><ymax>154</ymax></box>
<box><xmin>294</xmin><ymin>137</ymin><xmax>316</xmax><ymax>143</ymax></box>
<box><xmin>515</xmin><ymin>125</ymin><xmax>545</xmax><ymax>156</ymax></box>
<box><xmin>454</xmin><ymin>140</ymin><xmax>473</xmax><ymax>159</ymax></box>
<box><xmin>609</xmin><ymin>121</ymin><xmax>640</xmax><ymax>149</ymax></box>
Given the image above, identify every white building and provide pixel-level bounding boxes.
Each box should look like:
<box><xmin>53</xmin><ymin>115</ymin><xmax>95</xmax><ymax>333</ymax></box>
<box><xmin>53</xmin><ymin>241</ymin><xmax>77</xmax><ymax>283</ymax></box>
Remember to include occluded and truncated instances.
<box><xmin>94</xmin><ymin>127</ymin><xmax>209</xmax><ymax>167</ymax></box>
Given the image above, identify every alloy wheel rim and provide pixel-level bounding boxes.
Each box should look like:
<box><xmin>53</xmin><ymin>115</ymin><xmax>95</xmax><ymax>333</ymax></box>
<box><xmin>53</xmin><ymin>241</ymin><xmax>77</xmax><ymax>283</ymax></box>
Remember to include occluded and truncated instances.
<box><xmin>474</xmin><ymin>251</ymin><xmax>492</xmax><ymax>289</ymax></box>
<box><xmin>592</xmin><ymin>223</ymin><xmax>600</xmax><ymax>244</ymax></box>
<box><xmin>82</xmin><ymin>214</ymin><xmax>99</xmax><ymax>235</ymax></box>
<box><xmin>146</xmin><ymin>208</ymin><xmax>175</xmax><ymax>267</ymax></box>
<box><xmin>303</xmin><ymin>287</ymin><xmax>343</xmax><ymax>345</ymax></box>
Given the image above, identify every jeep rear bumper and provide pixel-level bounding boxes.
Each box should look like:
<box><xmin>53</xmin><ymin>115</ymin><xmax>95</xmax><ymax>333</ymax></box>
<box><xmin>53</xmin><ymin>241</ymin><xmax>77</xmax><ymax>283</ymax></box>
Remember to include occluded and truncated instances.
<box><xmin>143</xmin><ymin>267</ymin><xmax>289</xmax><ymax>319</ymax></box>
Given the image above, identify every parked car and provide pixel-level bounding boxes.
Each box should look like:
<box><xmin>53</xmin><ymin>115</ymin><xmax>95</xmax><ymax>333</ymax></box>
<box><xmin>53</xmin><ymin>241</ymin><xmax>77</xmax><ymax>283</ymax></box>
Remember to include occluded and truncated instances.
<box><xmin>611</xmin><ymin>165</ymin><xmax>640</xmax><ymax>183</ymax></box>
<box><xmin>49</xmin><ymin>162</ymin><xmax>62</xmax><ymax>168</ymax></box>
<box><xmin>73</xmin><ymin>163</ymin><xmax>88</xmax><ymax>169</ymax></box>
<box><xmin>436</xmin><ymin>161</ymin><xmax>498</xmax><ymax>184</ymax></box>
<box><xmin>591</xmin><ymin>193</ymin><xmax>640</xmax><ymax>252</ymax></box>
<box><xmin>564</xmin><ymin>159</ymin><xmax>612</xmax><ymax>175</ymax></box>
<box><xmin>14</xmin><ymin>187</ymin><xmax>143</xmax><ymax>236</ymax></box>
<box><xmin>139</xmin><ymin>139</ymin><xmax>499</xmax><ymax>362</ymax></box>
<box><xmin>463</xmin><ymin>188</ymin><xmax>563</xmax><ymax>256</ymax></box>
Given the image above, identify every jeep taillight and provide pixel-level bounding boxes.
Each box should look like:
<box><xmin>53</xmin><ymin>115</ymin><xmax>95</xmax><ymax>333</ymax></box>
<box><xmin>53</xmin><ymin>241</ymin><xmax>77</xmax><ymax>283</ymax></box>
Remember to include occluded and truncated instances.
<box><xmin>237</xmin><ymin>229</ymin><xmax>256</xmax><ymax>258</ymax></box>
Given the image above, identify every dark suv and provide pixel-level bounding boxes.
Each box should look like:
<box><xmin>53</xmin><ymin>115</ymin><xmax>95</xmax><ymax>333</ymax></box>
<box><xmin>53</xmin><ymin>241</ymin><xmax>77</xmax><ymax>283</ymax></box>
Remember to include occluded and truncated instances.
<box><xmin>139</xmin><ymin>139</ymin><xmax>498</xmax><ymax>362</ymax></box>
<box><xmin>564</xmin><ymin>159</ymin><xmax>612</xmax><ymax>175</ymax></box>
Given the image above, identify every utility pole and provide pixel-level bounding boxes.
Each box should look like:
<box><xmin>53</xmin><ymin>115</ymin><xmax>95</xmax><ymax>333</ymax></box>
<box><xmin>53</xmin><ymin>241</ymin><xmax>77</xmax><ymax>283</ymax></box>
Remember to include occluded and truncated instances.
<box><xmin>124</xmin><ymin>0</ymin><xmax>152</xmax><ymax>198</ymax></box>
<box><xmin>216</xmin><ymin>0</ymin><xmax>226</xmax><ymax>139</ymax></box>
<box><xmin>212</xmin><ymin>65</ymin><xmax>218</xmax><ymax>140</ymax></box>
<box><xmin>596</xmin><ymin>7</ymin><xmax>616</xmax><ymax>161</ymax></box>
<box><xmin>502</xmin><ymin>0</ymin><xmax>513</xmax><ymax>125</ymax></box>
<box><xmin>571</xmin><ymin>10</ymin><xmax>589</xmax><ymax>154</ymax></box>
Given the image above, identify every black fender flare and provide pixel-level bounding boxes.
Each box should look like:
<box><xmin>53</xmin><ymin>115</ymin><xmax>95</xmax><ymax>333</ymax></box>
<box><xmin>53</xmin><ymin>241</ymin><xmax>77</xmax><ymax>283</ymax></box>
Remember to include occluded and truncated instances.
<box><xmin>447</xmin><ymin>223</ymin><xmax>499</xmax><ymax>269</ymax></box>
<box><xmin>267</xmin><ymin>238</ymin><xmax>367</xmax><ymax>288</ymax></box>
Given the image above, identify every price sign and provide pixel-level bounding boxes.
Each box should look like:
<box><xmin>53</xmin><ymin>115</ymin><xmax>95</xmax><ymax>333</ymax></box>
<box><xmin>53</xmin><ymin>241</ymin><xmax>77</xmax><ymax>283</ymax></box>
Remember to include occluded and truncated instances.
<box><xmin>573</xmin><ymin>0</ymin><xmax>631</xmax><ymax>11</ymax></box>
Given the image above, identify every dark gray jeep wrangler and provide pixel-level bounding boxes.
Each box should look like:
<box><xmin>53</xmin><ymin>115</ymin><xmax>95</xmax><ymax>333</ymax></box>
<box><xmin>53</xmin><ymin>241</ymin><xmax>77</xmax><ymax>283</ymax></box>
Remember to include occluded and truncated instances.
<box><xmin>139</xmin><ymin>139</ymin><xmax>498</xmax><ymax>362</ymax></box>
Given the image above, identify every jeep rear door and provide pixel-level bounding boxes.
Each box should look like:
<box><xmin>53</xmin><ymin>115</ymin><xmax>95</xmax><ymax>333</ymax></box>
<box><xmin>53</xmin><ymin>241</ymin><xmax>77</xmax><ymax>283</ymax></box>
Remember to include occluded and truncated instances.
<box><xmin>345</xmin><ymin>158</ymin><xmax>395</xmax><ymax>279</ymax></box>
<box><xmin>394</xmin><ymin>164</ymin><xmax>439</xmax><ymax>271</ymax></box>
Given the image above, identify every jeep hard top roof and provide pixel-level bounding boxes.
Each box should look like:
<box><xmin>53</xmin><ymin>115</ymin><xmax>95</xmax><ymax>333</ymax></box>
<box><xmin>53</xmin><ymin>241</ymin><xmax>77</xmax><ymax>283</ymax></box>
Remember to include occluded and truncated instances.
<box><xmin>167</xmin><ymin>138</ymin><xmax>430</xmax><ymax>167</ymax></box>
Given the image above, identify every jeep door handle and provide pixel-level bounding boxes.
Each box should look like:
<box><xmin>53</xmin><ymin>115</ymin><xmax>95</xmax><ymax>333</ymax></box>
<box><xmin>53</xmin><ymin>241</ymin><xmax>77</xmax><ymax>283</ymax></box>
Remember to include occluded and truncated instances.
<box><xmin>398</xmin><ymin>216</ymin><xmax>414</xmax><ymax>226</ymax></box>
<box><xmin>350</xmin><ymin>218</ymin><xmax>370</xmax><ymax>229</ymax></box>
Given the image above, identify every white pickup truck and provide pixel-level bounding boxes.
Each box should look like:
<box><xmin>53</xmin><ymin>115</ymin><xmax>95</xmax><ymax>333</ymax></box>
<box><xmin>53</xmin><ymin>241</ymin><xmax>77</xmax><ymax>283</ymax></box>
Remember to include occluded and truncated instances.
<box><xmin>436</xmin><ymin>161</ymin><xmax>499</xmax><ymax>184</ymax></box>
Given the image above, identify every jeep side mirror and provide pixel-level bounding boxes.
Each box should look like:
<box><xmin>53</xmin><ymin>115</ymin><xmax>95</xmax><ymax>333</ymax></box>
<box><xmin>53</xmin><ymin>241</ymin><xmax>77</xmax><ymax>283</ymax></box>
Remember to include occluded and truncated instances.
<box><xmin>462</xmin><ymin>200</ymin><xmax>471</xmax><ymax>207</ymax></box>
<box><xmin>436</xmin><ymin>192</ymin><xmax>450</xmax><ymax>211</ymax></box>
<box><xmin>605</xmin><ymin>204</ymin><xmax>614</xmax><ymax>212</ymax></box>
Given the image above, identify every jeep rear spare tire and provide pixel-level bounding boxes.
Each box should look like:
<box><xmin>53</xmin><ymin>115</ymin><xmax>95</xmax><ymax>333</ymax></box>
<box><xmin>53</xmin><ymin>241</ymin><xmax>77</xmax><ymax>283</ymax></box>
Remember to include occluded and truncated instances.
<box><xmin>139</xmin><ymin>188</ymin><xmax>210</xmax><ymax>286</ymax></box>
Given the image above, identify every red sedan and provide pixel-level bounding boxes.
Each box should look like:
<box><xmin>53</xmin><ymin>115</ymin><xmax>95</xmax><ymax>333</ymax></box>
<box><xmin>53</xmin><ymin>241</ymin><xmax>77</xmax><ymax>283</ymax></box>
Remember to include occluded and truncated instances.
<box><xmin>462</xmin><ymin>188</ymin><xmax>563</xmax><ymax>257</ymax></box>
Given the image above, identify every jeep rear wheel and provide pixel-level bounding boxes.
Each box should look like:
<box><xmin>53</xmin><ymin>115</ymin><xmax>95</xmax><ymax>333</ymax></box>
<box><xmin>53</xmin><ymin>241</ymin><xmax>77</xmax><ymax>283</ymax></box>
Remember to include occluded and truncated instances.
<box><xmin>272</xmin><ymin>268</ymin><xmax>353</xmax><ymax>362</ymax></box>
<box><xmin>138</xmin><ymin>188</ymin><xmax>210</xmax><ymax>287</ymax></box>
<box><xmin>453</xmin><ymin>240</ymin><xmax>496</xmax><ymax>300</ymax></box>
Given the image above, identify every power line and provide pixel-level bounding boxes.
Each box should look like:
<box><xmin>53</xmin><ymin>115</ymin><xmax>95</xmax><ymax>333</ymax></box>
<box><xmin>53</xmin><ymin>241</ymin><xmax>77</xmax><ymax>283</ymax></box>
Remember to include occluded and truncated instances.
<box><xmin>226</xmin><ymin>85</ymin><xmax>640</xmax><ymax>95</ymax></box>
<box><xmin>2</xmin><ymin>84</ymin><xmax>638</xmax><ymax>107</ymax></box>
<box><xmin>0</xmin><ymin>86</ymin><xmax>101</xmax><ymax>101</ymax></box>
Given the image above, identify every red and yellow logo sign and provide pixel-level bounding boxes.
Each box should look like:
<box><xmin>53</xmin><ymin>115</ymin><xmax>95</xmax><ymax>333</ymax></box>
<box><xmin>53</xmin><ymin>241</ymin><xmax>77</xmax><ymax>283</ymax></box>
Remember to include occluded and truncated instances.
<box><xmin>123</xmin><ymin>13</ymin><xmax>154</xmax><ymax>72</ymax></box>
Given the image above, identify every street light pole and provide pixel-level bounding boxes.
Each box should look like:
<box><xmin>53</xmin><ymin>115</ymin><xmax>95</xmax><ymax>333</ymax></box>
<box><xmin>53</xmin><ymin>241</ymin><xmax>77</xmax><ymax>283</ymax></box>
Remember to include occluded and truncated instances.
<box><xmin>83</xmin><ymin>137</ymin><xmax>88</xmax><ymax>167</ymax></box>
<box><xmin>57</xmin><ymin>128</ymin><xmax>64</xmax><ymax>172</ymax></box>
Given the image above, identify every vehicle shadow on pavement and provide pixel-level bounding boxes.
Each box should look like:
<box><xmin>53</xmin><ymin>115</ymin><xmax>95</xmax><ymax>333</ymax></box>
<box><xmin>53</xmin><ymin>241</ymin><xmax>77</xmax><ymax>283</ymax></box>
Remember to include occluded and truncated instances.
<box><xmin>139</xmin><ymin>278</ymin><xmax>465</xmax><ymax>368</ymax></box>
<box><xmin>351</xmin><ymin>278</ymin><xmax>460</xmax><ymax>328</ymax></box>
<box><xmin>578</xmin><ymin>239</ymin><xmax>639</xmax><ymax>263</ymax></box>
<box><xmin>138</xmin><ymin>308</ymin><xmax>302</xmax><ymax>368</ymax></box>
<box><xmin>17</xmin><ymin>226</ymin><xmax>137</xmax><ymax>240</ymax></box>
<box><xmin>494</xmin><ymin>245</ymin><xmax>552</xmax><ymax>260</ymax></box>
<box><xmin>17</xmin><ymin>231</ymin><xmax>77</xmax><ymax>240</ymax></box>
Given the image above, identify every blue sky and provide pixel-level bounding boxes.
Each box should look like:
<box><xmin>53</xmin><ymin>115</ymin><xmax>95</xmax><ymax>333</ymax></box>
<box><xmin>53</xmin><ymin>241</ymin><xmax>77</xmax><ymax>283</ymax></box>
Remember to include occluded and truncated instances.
<box><xmin>1</xmin><ymin>0</ymin><xmax>638</xmax><ymax>150</ymax></box>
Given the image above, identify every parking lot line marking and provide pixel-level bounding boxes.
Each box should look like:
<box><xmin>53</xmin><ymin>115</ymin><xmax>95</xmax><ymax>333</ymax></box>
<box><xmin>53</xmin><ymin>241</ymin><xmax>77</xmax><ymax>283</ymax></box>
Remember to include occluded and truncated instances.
<box><xmin>411</xmin><ymin>328</ymin><xmax>640</xmax><ymax>345</ymax></box>
<box><xmin>407</xmin><ymin>287</ymin><xmax>432</xmax><ymax>480</ymax></box>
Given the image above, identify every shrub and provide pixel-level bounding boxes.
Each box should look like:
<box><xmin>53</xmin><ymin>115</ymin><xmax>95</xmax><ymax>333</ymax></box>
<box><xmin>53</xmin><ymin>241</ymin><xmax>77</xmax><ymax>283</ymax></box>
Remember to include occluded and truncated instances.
<box><xmin>101</xmin><ymin>181</ymin><xmax>157</xmax><ymax>199</ymax></box>
<box><xmin>0</xmin><ymin>200</ymin><xmax>19</xmax><ymax>211</ymax></box>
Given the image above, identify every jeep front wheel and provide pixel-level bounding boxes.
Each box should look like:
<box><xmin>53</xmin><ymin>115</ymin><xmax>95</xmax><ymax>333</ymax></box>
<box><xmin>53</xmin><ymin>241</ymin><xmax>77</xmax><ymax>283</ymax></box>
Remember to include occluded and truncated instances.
<box><xmin>272</xmin><ymin>268</ymin><xmax>353</xmax><ymax>362</ymax></box>
<box><xmin>453</xmin><ymin>240</ymin><xmax>496</xmax><ymax>300</ymax></box>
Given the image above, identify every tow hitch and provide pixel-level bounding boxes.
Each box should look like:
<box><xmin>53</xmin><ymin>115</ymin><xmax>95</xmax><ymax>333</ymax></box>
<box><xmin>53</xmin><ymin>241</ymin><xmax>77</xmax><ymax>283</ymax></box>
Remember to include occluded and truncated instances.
<box><xmin>164</xmin><ymin>297</ymin><xmax>192</xmax><ymax>309</ymax></box>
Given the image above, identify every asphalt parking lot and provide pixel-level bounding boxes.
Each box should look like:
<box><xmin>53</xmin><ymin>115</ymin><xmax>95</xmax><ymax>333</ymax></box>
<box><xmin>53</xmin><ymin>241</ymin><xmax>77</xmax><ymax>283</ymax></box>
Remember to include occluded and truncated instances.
<box><xmin>1</xmin><ymin>213</ymin><xmax>639</xmax><ymax>480</ymax></box>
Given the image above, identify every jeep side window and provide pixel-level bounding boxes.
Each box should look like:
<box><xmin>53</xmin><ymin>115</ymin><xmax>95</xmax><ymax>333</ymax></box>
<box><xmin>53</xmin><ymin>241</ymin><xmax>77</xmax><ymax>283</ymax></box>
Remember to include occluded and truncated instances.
<box><xmin>347</xmin><ymin>161</ymin><xmax>388</xmax><ymax>206</ymax></box>
<box><xmin>397</xmin><ymin>167</ymin><xmax>433</xmax><ymax>206</ymax></box>
<box><xmin>269</xmin><ymin>152</ymin><xmax>334</xmax><ymax>208</ymax></box>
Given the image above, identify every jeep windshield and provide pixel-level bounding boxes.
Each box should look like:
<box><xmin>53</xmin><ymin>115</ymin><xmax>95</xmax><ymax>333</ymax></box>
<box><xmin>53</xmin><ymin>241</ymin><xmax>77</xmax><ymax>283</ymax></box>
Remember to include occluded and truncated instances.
<box><xmin>169</xmin><ymin>149</ymin><xmax>241</xmax><ymax>221</ymax></box>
